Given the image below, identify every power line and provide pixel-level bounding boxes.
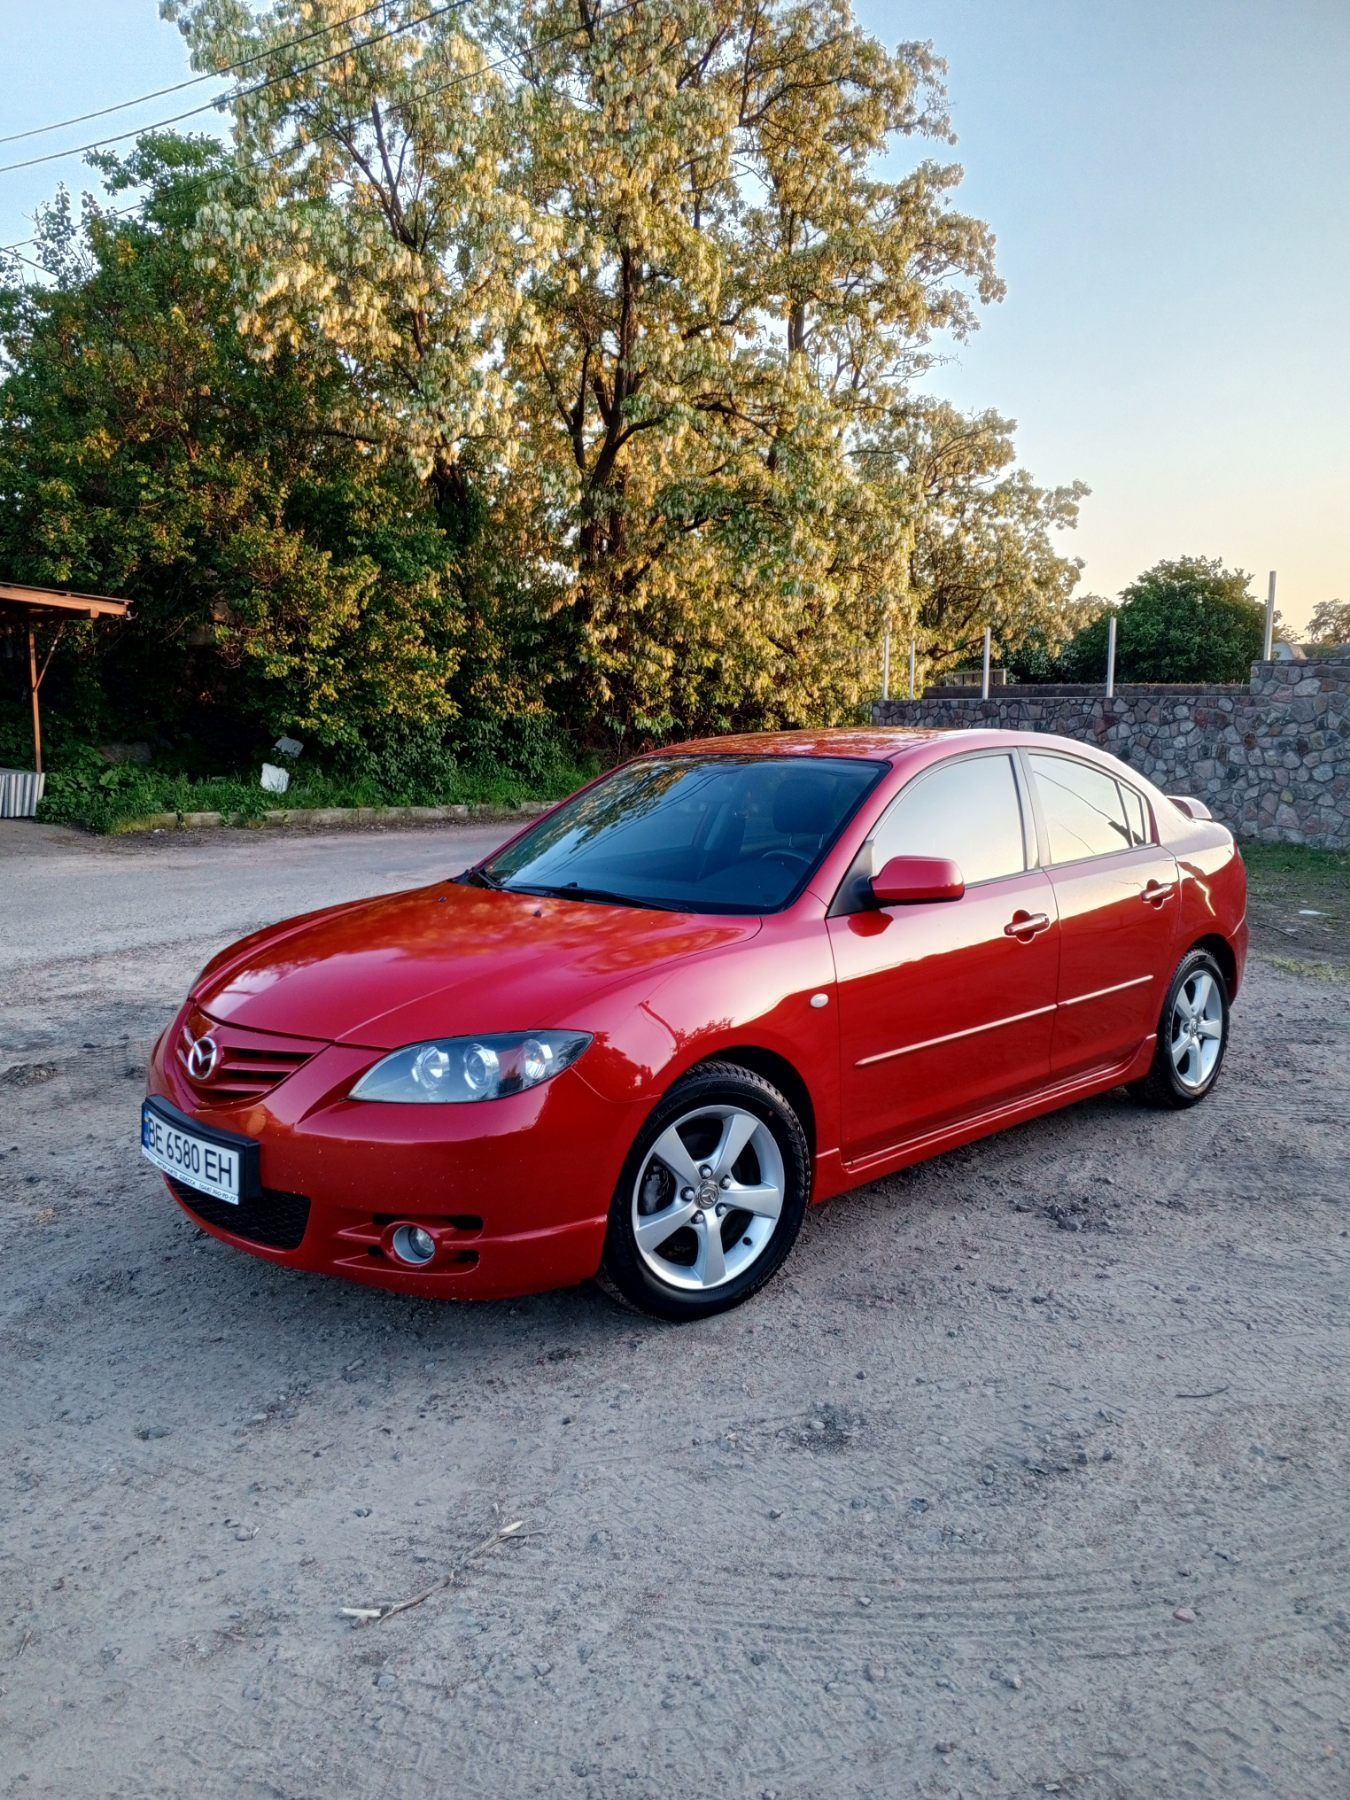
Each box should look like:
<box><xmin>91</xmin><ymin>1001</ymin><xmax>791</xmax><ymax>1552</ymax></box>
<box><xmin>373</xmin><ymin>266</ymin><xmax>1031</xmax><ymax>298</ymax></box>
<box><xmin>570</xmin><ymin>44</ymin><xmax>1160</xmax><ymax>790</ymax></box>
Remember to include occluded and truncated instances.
<box><xmin>380</xmin><ymin>1</ymin><xmax>646</xmax><ymax>116</ymax></box>
<box><xmin>0</xmin><ymin>0</ymin><xmax>398</xmax><ymax>146</ymax></box>
<box><xmin>1</xmin><ymin>203</ymin><xmax>145</xmax><ymax>258</ymax></box>
<box><xmin>0</xmin><ymin>0</ymin><xmax>471</xmax><ymax>176</ymax></box>
<box><xmin>0</xmin><ymin>0</ymin><xmax>645</xmax><ymax>258</ymax></box>
<box><xmin>4</xmin><ymin>248</ymin><xmax>52</xmax><ymax>277</ymax></box>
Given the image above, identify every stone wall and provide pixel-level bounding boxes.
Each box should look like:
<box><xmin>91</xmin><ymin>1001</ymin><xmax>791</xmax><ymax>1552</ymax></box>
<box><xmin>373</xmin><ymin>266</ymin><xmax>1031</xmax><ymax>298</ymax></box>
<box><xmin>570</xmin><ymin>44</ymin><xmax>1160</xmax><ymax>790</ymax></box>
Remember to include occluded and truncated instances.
<box><xmin>872</xmin><ymin>652</ymin><xmax>1350</xmax><ymax>848</ymax></box>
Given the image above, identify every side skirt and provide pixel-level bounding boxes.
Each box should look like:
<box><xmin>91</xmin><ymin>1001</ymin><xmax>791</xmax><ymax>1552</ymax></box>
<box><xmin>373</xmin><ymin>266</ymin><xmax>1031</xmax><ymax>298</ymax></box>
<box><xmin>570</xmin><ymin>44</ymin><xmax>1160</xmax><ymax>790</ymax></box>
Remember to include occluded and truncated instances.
<box><xmin>813</xmin><ymin>1036</ymin><xmax>1157</xmax><ymax>1203</ymax></box>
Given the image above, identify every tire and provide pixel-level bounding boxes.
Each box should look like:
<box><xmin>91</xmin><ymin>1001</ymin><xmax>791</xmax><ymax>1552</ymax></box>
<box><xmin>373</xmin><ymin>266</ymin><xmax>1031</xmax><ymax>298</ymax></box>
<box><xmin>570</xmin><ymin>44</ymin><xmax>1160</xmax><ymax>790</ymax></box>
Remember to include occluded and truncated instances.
<box><xmin>1127</xmin><ymin>947</ymin><xmax>1230</xmax><ymax>1110</ymax></box>
<box><xmin>599</xmin><ymin>1061</ymin><xmax>811</xmax><ymax>1321</ymax></box>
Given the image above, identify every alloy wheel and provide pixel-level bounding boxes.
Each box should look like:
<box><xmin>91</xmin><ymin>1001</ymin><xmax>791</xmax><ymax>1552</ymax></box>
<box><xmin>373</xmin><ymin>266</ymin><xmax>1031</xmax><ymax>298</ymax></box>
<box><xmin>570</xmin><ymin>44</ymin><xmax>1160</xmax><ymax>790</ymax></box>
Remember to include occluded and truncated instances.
<box><xmin>630</xmin><ymin>1104</ymin><xmax>786</xmax><ymax>1292</ymax></box>
<box><xmin>1168</xmin><ymin>968</ymin><xmax>1224</xmax><ymax>1090</ymax></box>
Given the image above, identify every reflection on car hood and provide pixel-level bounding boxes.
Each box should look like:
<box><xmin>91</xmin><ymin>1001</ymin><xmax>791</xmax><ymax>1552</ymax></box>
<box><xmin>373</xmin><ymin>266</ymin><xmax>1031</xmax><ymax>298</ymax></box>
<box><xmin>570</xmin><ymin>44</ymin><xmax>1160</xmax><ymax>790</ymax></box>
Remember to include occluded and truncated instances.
<box><xmin>192</xmin><ymin>881</ymin><xmax>762</xmax><ymax>1048</ymax></box>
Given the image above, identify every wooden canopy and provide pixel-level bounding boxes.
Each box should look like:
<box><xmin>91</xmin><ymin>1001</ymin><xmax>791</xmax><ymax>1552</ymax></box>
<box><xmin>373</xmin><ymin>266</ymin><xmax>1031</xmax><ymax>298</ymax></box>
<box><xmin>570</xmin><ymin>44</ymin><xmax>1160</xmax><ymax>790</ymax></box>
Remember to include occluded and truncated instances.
<box><xmin>0</xmin><ymin>581</ymin><xmax>132</xmax><ymax>621</ymax></box>
<box><xmin>1</xmin><ymin>582</ymin><xmax>132</xmax><ymax>775</ymax></box>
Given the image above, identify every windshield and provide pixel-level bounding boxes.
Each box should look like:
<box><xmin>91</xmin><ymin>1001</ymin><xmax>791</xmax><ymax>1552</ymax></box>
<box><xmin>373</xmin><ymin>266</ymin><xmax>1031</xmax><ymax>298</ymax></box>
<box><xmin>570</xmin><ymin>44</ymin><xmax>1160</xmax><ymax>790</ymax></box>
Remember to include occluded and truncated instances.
<box><xmin>478</xmin><ymin>755</ymin><xmax>885</xmax><ymax>914</ymax></box>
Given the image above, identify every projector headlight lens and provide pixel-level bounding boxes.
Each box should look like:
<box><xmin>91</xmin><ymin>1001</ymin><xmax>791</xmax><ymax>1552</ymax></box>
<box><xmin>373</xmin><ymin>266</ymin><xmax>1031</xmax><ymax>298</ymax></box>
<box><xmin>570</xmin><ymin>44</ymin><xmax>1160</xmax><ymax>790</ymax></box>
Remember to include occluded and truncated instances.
<box><xmin>462</xmin><ymin>1042</ymin><xmax>501</xmax><ymax>1095</ymax></box>
<box><xmin>350</xmin><ymin>1032</ymin><xmax>592</xmax><ymax>1104</ymax></box>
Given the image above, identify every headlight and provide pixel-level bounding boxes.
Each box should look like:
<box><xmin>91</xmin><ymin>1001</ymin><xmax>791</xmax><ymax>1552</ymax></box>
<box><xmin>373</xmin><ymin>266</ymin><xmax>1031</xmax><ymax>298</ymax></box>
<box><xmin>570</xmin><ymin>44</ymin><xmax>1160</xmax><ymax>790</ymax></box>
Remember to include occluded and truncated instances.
<box><xmin>349</xmin><ymin>1032</ymin><xmax>592</xmax><ymax>1104</ymax></box>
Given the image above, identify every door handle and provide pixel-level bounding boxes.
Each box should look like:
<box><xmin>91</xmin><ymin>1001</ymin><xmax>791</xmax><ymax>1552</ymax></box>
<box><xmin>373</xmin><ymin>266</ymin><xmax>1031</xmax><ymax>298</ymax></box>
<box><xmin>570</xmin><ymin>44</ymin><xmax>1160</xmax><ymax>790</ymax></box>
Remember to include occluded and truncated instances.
<box><xmin>1004</xmin><ymin>910</ymin><xmax>1051</xmax><ymax>941</ymax></box>
<box><xmin>1141</xmin><ymin>879</ymin><xmax>1176</xmax><ymax>907</ymax></box>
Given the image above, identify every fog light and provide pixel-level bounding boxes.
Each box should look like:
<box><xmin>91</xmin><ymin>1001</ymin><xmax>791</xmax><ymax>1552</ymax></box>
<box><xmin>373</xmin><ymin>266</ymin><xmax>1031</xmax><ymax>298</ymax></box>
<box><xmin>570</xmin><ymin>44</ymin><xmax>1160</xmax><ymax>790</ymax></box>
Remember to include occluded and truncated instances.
<box><xmin>391</xmin><ymin>1224</ymin><xmax>437</xmax><ymax>1266</ymax></box>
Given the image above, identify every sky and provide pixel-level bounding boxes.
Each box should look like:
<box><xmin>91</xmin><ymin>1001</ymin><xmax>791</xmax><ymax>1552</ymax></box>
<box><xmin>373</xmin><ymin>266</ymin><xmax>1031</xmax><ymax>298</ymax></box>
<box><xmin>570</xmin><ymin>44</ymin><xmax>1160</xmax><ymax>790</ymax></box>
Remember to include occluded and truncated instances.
<box><xmin>2</xmin><ymin>0</ymin><xmax>1347</xmax><ymax>632</ymax></box>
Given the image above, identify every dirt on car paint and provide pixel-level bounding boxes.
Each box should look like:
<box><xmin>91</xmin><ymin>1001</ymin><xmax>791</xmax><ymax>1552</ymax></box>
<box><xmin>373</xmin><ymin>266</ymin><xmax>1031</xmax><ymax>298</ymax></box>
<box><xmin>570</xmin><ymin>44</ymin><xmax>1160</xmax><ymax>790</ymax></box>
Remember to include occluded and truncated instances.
<box><xmin>2</xmin><ymin>820</ymin><xmax>1347</xmax><ymax>1798</ymax></box>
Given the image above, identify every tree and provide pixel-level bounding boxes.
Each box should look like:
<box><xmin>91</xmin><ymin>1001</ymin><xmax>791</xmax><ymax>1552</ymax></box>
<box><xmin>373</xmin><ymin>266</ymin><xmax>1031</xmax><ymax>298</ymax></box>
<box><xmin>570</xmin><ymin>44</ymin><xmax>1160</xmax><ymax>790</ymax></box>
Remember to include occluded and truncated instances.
<box><xmin>161</xmin><ymin>0</ymin><xmax>1025</xmax><ymax>740</ymax></box>
<box><xmin>1002</xmin><ymin>597</ymin><xmax>1110</xmax><ymax>683</ymax></box>
<box><xmin>1307</xmin><ymin>599</ymin><xmax>1350</xmax><ymax>652</ymax></box>
<box><xmin>859</xmin><ymin>400</ymin><xmax>1087</xmax><ymax>684</ymax></box>
<box><xmin>1068</xmin><ymin>557</ymin><xmax>1264</xmax><ymax>685</ymax></box>
<box><xmin>0</xmin><ymin>137</ymin><xmax>464</xmax><ymax>751</ymax></box>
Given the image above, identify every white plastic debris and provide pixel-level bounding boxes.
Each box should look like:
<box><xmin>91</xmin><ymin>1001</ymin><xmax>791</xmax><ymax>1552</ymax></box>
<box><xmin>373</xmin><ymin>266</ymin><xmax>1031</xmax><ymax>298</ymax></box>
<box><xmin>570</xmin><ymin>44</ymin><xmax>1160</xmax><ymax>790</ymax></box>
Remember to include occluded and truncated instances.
<box><xmin>260</xmin><ymin>762</ymin><xmax>291</xmax><ymax>794</ymax></box>
<box><xmin>274</xmin><ymin>736</ymin><xmax>304</xmax><ymax>759</ymax></box>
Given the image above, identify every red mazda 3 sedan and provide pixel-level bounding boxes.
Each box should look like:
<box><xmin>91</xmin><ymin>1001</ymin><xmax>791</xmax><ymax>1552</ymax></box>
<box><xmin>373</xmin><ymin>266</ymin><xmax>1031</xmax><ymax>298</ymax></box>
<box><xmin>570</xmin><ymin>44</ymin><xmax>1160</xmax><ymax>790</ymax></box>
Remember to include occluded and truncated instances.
<box><xmin>143</xmin><ymin>729</ymin><xmax>1247</xmax><ymax>1320</ymax></box>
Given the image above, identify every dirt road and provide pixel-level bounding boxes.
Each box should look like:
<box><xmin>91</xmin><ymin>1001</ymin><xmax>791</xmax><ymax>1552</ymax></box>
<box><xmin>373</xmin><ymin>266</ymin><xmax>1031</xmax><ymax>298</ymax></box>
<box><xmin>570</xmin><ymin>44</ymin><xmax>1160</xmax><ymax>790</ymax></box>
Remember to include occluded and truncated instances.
<box><xmin>3</xmin><ymin>822</ymin><xmax>1347</xmax><ymax>1797</ymax></box>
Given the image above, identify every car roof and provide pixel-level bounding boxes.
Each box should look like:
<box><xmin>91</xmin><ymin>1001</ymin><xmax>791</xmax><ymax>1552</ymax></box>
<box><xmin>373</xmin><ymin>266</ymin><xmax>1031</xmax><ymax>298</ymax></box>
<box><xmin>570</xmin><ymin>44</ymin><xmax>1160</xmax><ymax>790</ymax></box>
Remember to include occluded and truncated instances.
<box><xmin>652</xmin><ymin>726</ymin><xmax>949</xmax><ymax>761</ymax></box>
<box><xmin>653</xmin><ymin>725</ymin><xmax>1123</xmax><ymax>768</ymax></box>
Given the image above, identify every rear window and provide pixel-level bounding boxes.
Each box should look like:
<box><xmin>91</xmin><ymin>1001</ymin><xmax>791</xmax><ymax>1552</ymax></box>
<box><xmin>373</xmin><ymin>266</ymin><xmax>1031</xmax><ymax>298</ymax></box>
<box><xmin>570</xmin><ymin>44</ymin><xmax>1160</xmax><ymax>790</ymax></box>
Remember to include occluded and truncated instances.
<box><xmin>481</xmin><ymin>755</ymin><xmax>885</xmax><ymax>913</ymax></box>
<box><xmin>1029</xmin><ymin>753</ymin><xmax>1135</xmax><ymax>862</ymax></box>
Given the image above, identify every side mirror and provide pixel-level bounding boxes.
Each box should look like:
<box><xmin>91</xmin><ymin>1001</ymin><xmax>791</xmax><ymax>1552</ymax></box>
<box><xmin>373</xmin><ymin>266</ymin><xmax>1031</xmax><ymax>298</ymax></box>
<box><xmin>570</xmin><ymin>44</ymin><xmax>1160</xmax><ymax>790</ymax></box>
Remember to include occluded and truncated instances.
<box><xmin>869</xmin><ymin>855</ymin><xmax>965</xmax><ymax>906</ymax></box>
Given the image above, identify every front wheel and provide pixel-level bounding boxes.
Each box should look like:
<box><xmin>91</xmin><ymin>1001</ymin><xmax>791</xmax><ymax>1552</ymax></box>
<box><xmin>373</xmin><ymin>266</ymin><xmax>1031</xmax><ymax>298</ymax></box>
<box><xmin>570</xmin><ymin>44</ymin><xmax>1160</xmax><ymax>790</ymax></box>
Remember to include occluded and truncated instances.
<box><xmin>600</xmin><ymin>1062</ymin><xmax>811</xmax><ymax>1321</ymax></box>
<box><xmin>1128</xmin><ymin>948</ymin><xmax>1230</xmax><ymax>1109</ymax></box>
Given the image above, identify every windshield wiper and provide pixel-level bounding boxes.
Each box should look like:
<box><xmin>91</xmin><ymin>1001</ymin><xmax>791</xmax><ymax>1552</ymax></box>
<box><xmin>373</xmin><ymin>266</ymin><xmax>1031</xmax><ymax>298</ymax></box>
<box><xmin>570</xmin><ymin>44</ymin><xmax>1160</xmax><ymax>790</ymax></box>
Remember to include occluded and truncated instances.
<box><xmin>505</xmin><ymin>881</ymin><xmax>667</xmax><ymax>911</ymax></box>
<box><xmin>457</xmin><ymin>867</ymin><xmax>502</xmax><ymax>890</ymax></box>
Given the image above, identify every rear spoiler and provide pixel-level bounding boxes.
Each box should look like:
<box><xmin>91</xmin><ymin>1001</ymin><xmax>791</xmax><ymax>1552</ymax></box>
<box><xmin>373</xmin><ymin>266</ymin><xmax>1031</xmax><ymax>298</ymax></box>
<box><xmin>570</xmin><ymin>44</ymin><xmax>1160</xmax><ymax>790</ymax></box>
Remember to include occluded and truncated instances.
<box><xmin>1167</xmin><ymin>794</ymin><xmax>1213</xmax><ymax>821</ymax></box>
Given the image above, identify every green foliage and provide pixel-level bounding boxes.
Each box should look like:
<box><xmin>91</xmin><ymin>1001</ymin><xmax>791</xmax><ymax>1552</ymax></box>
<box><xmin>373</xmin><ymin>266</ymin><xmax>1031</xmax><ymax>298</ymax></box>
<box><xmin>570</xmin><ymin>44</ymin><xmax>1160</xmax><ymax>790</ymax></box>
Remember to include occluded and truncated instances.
<box><xmin>1060</xmin><ymin>558</ymin><xmax>1265</xmax><ymax>685</ymax></box>
<box><xmin>3</xmin><ymin>688</ymin><xmax>591</xmax><ymax>833</ymax></box>
<box><xmin>1241</xmin><ymin>841</ymin><xmax>1350</xmax><ymax>880</ymax></box>
<box><xmin>39</xmin><ymin>757</ymin><xmax>269</xmax><ymax>834</ymax></box>
<box><xmin>0</xmin><ymin>139</ymin><xmax>467</xmax><ymax>753</ymax></box>
<box><xmin>1002</xmin><ymin>599</ymin><xmax>1110</xmax><ymax>683</ymax></box>
<box><xmin>446</xmin><ymin>714</ymin><xmax>587</xmax><ymax>789</ymax></box>
<box><xmin>34</xmin><ymin>738</ymin><xmax>592</xmax><ymax>833</ymax></box>
<box><xmin>860</xmin><ymin>402</ymin><xmax>1089</xmax><ymax>686</ymax></box>
<box><xmin>326</xmin><ymin>713</ymin><xmax>590</xmax><ymax>802</ymax></box>
<box><xmin>1307</xmin><ymin>599</ymin><xmax>1350</xmax><ymax>652</ymax></box>
<box><xmin>155</xmin><ymin>0</ymin><xmax>1079</xmax><ymax>741</ymax></box>
<box><xmin>3</xmin><ymin>0</ymin><xmax>1087</xmax><ymax>755</ymax></box>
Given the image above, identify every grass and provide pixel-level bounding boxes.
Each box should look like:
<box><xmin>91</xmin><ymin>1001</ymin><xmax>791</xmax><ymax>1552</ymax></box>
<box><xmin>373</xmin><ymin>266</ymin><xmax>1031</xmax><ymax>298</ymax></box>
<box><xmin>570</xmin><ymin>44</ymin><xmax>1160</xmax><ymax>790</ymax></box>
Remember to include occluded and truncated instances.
<box><xmin>1240</xmin><ymin>840</ymin><xmax>1350</xmax><ymax>886</ymax></box>
<box><xmin>1240</xmin><ymin>840</ymin><xmax>1349</xmax><ymax>977</ymax></box>
<box><xmin>1264</xmin><ymin>954</ymin><xmax>1350</xmax><ymax>985</ymax></box>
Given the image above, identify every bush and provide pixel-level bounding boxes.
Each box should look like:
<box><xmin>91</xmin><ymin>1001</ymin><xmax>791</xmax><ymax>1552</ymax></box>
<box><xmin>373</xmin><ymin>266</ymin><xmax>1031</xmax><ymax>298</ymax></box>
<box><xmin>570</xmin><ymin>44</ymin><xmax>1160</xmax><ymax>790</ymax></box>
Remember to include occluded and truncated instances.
<box><xmin>28</xmin><ymin>715</ymin><xmax>597</xmax><ymax>833</ymax></box>
<box><xmin>1069</xmin><ymin>557</ymin><xmax>1264</xmax><ymax>684</ymax></box>
<box><xmin>38</xmin><ymin>754</ymin><xmax>271</xmax><ymax>832</ymax></box>
<box><xmin>448</xmin><ymin>713</ymin><xmax>584</xmax><ymax>787</ymax></box>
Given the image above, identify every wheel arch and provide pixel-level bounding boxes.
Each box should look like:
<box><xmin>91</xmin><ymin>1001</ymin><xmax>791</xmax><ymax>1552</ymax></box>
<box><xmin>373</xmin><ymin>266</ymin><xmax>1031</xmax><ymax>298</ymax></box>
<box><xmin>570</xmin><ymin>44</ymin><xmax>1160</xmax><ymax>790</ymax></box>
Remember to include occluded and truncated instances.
<box><xmin>677</xmin><ymin>1044</ymin><xmax>817</xmax><ymax>1156</ymax></box>
<box><xmin>1189</xmin><ymin>932</ymin><xmax>1239</xmax><ymax>1001</ymax></box>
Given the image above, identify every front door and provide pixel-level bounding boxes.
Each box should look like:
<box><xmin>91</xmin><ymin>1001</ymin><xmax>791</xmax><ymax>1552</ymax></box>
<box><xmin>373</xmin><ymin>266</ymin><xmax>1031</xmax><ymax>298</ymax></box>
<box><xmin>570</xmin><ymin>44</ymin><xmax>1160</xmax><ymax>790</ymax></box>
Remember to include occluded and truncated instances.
<box><xmin>827</xmin><ymin>751</ymin><xmax>1061</xmax><ymax>1165</ymax></box>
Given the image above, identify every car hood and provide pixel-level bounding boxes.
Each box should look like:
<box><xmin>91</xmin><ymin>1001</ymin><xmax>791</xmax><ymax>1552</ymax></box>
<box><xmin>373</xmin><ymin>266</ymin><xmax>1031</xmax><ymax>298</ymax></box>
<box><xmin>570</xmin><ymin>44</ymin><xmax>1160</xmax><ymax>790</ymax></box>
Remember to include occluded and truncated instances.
<box><xmin>192</xmin><ymin>881</ymin><xmax>762</xmax><ymax>1048</ymax></box>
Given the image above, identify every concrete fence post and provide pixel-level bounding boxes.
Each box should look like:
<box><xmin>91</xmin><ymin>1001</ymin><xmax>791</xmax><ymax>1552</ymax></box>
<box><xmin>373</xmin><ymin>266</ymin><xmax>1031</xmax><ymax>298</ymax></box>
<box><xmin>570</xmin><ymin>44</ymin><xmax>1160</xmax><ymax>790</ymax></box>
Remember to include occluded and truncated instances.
<box><xmin>1262</xmin><ymin>571</ymin><xmax>1277</xmax><ymax>662</ymax></box>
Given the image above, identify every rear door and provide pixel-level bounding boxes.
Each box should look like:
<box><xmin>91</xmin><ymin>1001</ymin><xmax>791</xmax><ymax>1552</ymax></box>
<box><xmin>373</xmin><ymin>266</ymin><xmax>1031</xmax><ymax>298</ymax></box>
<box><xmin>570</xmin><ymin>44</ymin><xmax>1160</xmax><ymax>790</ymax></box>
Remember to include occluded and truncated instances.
<box><xmin>828</xmin><ymin>751</ymin><xmax>1060</xmax><ymax>1165</ymax></box>
<box><xmin>1023</xmin><ymin>751</ymin><xmax>1181</xmax><ymax>1079</ymax></box>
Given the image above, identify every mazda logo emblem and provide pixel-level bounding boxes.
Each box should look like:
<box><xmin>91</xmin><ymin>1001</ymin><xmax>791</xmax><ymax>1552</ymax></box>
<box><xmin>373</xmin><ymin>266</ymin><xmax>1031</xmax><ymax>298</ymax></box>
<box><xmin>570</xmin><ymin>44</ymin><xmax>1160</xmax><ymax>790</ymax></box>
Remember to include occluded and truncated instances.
<box><xmin>187</xmin><ymin>1034</ymin><xmax>220</xmax><ymax>1081</ymax></box>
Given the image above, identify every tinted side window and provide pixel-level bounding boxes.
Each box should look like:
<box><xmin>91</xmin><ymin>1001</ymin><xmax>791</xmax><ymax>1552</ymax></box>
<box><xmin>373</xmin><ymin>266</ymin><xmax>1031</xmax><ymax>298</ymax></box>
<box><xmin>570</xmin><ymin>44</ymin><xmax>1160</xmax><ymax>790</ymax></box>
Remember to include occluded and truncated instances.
<box><xmin>1029</xmin><ymin>754</ymin><xmax>1133</xmax><ymax>862</ymax></box>
<box><xmin>1120</xmin><ymin>783</ymin><xmax>1150</xmax><ymax>847</ymax></box>
<box><xmin>873</xmin><ymin>755</ymin><xmax>1026</xmax><ymax>886</ymax></box>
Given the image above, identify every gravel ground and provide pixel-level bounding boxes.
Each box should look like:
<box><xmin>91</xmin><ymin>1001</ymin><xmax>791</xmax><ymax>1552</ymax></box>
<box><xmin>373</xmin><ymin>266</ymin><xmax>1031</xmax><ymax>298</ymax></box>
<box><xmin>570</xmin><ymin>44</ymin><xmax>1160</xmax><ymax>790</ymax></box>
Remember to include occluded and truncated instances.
<box><xmin>3</xmin><ymin>821</ymin><xmax>1348</xmax><ymax>1798</ymax></box>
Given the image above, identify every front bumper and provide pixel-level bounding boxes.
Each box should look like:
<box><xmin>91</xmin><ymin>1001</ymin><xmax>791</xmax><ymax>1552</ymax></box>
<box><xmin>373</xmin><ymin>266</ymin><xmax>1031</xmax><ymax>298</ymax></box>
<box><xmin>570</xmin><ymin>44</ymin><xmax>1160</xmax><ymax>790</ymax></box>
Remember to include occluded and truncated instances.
<box><xmin>146</xmin><ymin>1012</ymin><xmax>632</xmax><ymax>1301</ymax></box>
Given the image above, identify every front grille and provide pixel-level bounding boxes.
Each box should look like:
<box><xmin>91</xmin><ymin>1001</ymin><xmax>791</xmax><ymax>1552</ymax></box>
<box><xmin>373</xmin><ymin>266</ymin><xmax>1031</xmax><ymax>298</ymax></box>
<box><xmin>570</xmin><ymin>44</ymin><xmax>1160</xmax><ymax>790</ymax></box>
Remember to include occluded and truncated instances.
<box><xmin>177</xmin><ymin>1009</ymin><xmax>323</xmax><ymax>1104</ymax></box>
<box><xmin>169</xmin><ymin>1178</ymin><xmax>311</xmax><ymax>1251</ymax></box>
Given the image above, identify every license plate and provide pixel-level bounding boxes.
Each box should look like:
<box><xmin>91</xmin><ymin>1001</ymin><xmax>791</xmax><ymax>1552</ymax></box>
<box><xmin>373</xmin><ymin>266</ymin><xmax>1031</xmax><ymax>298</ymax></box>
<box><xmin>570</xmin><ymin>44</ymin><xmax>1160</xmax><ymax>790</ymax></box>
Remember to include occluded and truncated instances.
<box><xmin>141</xmin><ymin>1099</ymin><xmax>255</xmax><ymax>1205</ymax></box>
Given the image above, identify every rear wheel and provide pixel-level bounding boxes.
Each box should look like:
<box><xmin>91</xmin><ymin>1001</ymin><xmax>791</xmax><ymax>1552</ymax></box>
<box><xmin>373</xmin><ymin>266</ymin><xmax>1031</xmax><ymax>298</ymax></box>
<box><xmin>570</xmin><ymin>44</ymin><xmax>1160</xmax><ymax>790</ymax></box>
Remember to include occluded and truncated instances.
<box><xmin>1128</xmin><ymin>948</ymin><xmax>1230</xmax><ymax>1109</ymax></box>
<box><xmin>600</xmin><ymin>1062</ymin><xmax>811</xmax><ymax>1321</ymax></box>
